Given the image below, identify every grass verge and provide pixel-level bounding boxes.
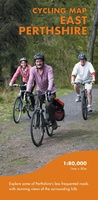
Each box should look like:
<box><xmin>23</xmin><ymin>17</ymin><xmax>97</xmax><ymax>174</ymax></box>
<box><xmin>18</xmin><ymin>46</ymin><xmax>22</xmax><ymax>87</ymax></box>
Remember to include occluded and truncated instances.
<box><xmin>0</xmin><ymin>86</ymin><xmax>73</xmax><ymax>122</ymax></box>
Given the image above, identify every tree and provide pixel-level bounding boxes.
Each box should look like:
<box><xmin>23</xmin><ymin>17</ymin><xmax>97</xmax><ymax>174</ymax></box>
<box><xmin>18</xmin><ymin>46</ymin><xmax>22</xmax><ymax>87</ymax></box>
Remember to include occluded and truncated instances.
<box><xmin>88</xmin><ymin>0</ymin><xmax>98</xmax><ymax>63</ymax></box>
<box><xmin>0</xmin><ymin>0</ymin><xmax>33</xmax><ymax>83</ymax></box>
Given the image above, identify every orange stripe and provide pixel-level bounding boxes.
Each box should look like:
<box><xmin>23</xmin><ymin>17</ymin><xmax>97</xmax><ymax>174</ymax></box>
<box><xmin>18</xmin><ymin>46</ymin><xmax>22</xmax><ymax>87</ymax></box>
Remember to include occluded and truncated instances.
<box><xmin>71</xmin><ymin>75</ymin><xmax>76</xmax><ymax>77</ymax></box>
<box><xmin>91</xmin><ymin>72</ymin><xmax>95</xmax><ymax>76</ymax></box>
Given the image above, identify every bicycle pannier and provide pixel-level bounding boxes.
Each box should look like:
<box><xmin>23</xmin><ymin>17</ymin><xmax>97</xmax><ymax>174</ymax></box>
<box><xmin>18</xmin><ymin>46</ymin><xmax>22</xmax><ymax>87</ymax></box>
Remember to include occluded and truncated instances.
<box><xmin>53</xmin><ymin>98</ymin><xmax>65</xmax><ymax>121</ymax></box>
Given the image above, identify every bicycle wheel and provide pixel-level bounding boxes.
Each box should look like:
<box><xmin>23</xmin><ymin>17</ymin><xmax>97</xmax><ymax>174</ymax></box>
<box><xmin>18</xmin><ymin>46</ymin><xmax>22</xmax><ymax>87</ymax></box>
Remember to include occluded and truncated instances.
<box><xmin>81</xmin><ymin>96</ymin><xmax>88</xmax><ymax>120</ymax></box>
<box><xmin>13</xmin><ymin>97</ymin><xmax>22</xmax><ymax>123</ymax></box>
<box><xmin>46</xmin><ymin>122</ymin><xmax>53</xmax><ymax>137</ymax></box>
<box><xmin>30</xmin><ymin>110</ymin><xmax>44</xmax><ymax>147</ymax></box>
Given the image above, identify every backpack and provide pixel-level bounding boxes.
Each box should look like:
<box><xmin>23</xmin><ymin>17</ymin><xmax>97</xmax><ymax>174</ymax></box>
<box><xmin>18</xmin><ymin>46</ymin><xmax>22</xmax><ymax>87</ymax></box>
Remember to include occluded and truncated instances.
<box><xmin>53</xmin><ymin>98</ymin><xmax>65</xmax><ymax>121</ymax></box>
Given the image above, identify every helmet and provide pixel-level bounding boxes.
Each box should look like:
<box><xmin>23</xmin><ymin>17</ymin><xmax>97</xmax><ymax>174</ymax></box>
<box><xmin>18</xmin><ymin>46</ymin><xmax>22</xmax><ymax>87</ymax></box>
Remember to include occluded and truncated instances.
<box><xmin>20</xmin><ymin>57</ymin><xmax>28</xmax><ymax>63</ymax></box>
<box><xmin>33</xmin><ymin>53</ymin><xmax>45</xmax><ymax>61</ymax></box>
<box><xmin>78</xmin><ymin>54</ymin><xmax>87</xmax><ymax>60</ymax></box>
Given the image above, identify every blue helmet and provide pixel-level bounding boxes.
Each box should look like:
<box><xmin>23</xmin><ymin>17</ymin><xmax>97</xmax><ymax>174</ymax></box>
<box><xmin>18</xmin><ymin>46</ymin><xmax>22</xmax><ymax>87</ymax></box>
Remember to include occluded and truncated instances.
<box><xmin>78</xmin><ymin>54</ymin><xmax>87</xmax><ymax>60</ymax></box>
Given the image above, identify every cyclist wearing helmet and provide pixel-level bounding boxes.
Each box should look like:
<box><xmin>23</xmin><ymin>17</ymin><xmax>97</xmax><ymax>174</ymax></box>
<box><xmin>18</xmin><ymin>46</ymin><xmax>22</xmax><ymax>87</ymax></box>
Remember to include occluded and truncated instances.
<box><xmin>9</xmin><ymin>57</ymin><xmax>31</xmax><ymax>86</ymax></box>
<box><xmin>9</xmin><ymin>57</ymin><xmax>35</xmax><ymax>108</ymax></box>
<box><xmin>26</xmin><ymin>53</ymin><xmax>58</xmax><ymax>130</ymax></box>
<box><xmin>71</xmin><ymin>53</ymin><xmax>95</xmax><ymax>112</ymax></box>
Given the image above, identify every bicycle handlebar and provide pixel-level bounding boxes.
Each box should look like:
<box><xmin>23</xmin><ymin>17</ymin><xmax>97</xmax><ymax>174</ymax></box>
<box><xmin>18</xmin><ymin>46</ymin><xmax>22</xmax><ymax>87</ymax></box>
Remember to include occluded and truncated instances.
<box><xmin>74</xmin><ymin>80</ymin><xmax>91</xmax><ymax>85</ymax></box>
<box><xmin>32</xmin><ymin>91</ymin><xmax>50</xmax><ymax>102</ymax></box>
<box><xmin>12</xmin><ymin>84</ymin><xmax>27</xmax><ymax>87</ymax></box>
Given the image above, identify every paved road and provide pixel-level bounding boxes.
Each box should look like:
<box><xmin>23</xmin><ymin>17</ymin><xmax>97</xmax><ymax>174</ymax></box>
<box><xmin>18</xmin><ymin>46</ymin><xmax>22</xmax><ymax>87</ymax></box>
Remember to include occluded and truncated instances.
<box><xmin>60</xmin><ymin>87</ymin><xmax>98</xmax><ymax>123</ymax></box>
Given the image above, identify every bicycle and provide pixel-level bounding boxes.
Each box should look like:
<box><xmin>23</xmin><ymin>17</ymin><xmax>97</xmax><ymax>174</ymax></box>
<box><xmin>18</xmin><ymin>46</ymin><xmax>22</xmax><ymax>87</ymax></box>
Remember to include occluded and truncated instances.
<box><xmin>30</xmin><ymin>92</ymin><xmax>53</xmax><ymax>147</ymax></box>
<box><xmin>12</xmin><ymin>84</ymin><xmax>34</xmax><ymax>123</ymax></box>
<box><xmin>75</xmin><ymin>80</ymin><xmax>91</xmax><ymax>120</ymax></box>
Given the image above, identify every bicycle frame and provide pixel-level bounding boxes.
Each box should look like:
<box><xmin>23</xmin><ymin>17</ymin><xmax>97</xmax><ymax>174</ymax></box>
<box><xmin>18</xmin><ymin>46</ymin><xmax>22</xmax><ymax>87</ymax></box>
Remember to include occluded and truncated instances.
<box><xmin>34</xmin><ymin>91</ymin><xmax>50</xmax><ymax>114</ymax></box>
<box><xmin>81</xmin><ymin>85</ymin><xmax>87</xmax><ymax>99</ymax></box>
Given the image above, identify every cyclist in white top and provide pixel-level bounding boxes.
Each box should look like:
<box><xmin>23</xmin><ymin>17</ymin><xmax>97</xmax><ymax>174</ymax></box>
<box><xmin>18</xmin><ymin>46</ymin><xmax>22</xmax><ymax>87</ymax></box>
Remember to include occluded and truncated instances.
<box><xmin>71</xmin><ymin>54</ymin><xmax>96</xmax><ymax>112</ymax></box>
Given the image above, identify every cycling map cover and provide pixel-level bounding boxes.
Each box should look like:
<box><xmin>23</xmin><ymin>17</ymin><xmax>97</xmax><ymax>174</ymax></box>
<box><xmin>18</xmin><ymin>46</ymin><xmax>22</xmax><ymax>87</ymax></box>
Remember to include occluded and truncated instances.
<box><xmin>0</xmin><ymin>0</ymin><xmax>98</xmax><ymax>200</ymax></box>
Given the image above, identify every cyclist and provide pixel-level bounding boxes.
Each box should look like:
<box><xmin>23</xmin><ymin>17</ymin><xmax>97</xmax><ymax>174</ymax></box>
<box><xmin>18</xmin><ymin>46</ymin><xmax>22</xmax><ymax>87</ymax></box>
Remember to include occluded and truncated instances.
<box><xmin>9</xmin><ymin>57</ymin><xmax>31</xmax><ymax>87</ymax></box>
<box><xmin>26</xmin><ymin>53</ymin><xmax>58</xmax><ymax>130</ymax></box>
<box><xmin>9</xmin><ymin>57</ymin><xmax>35</xmax><ymax>108</ymax></box>
<box><xmin>71</xmin><ymin>53</ymin><xmax>95</xmax><ymax>112</ymax></box>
